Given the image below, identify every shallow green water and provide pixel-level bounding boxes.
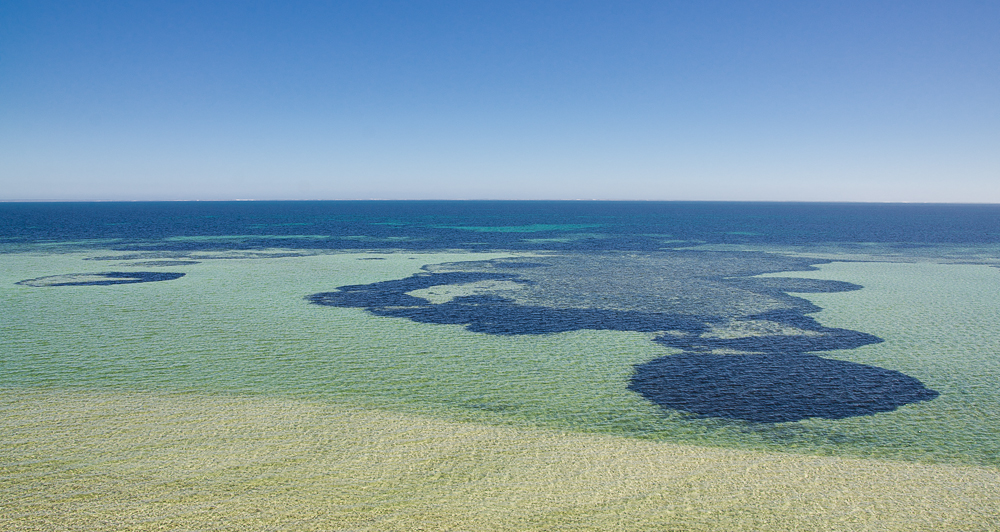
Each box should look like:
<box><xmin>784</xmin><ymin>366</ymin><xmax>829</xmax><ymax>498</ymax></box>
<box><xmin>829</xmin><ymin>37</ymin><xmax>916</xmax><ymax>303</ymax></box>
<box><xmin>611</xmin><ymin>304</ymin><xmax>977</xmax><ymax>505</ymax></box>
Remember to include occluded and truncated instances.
<box><xmin>2</xmin><ymin>249</ymin><xmax>999</xmax><ymax>466</ymax></box>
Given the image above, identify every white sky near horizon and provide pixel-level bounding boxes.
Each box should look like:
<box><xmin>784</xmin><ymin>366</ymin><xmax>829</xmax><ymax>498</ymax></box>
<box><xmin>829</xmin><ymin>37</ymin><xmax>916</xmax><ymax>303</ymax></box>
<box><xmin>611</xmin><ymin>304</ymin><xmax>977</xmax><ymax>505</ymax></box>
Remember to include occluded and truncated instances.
<box><xmin>1</xmin><ymin>1</ymin><xmax>998</xmax><ymax>202</ymax></box>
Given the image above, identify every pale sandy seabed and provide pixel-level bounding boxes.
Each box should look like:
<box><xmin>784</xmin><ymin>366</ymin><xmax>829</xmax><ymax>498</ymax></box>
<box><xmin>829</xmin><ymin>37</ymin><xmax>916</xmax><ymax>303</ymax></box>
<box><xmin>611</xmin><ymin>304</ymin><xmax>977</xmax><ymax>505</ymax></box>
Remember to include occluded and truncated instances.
<box><xmin>1</xmin><ymin>389</ymin><xmax>998</xmax><ymax>532</ymax></box>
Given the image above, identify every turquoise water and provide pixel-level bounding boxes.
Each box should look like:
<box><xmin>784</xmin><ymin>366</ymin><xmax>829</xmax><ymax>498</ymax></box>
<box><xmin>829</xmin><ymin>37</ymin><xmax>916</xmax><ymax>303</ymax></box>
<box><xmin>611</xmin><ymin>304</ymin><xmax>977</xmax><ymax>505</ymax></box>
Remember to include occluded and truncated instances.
<box><xmin>3</xmin><ymin>247</ymin><xmax>999</xmax><ymax>467</ymax></box>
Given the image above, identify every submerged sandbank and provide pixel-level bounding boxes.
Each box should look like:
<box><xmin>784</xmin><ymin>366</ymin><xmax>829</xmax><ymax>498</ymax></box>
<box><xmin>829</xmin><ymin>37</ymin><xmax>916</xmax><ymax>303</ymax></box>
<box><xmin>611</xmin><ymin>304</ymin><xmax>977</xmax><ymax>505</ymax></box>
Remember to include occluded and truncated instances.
<box><xmin>2</xmin><ymin>389</ymin><xmax>997</xmax><ymax>531</ymax></box>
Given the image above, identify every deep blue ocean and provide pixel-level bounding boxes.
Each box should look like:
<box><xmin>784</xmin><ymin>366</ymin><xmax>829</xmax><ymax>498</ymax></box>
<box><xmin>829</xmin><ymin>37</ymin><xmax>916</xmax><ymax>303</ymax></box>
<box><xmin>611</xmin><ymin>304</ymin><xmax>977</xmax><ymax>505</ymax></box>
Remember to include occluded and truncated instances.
<box><xmin>3</xmin><ymin>201</ymin><xmax>1000</xmax><ymax>252</ymax></box>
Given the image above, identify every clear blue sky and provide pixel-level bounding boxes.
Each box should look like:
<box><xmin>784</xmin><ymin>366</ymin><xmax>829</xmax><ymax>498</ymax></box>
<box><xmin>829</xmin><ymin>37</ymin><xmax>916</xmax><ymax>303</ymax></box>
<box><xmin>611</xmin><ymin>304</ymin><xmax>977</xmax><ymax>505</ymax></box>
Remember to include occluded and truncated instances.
<box><xmin>1</xmin><ymin>1</ymin><xmax>997</xmax><ymax>201</ymax></box>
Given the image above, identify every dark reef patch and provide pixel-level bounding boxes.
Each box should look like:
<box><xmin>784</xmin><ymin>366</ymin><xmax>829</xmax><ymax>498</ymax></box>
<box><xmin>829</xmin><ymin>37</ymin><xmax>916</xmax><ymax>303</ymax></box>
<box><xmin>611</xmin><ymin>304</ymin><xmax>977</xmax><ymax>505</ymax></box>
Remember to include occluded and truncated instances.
<box><xmin>313</xmin><ymin>291</ymin><xmax>711</xmax><ymax>336</ymax></box>
<box><xmin>16</xmin><ymin>271</ymin><xmax>185</xmax><ymax>287</ymax></box>
<box><xmin>307</xmin><ymin>251</ymin><xmax>939</xmax><ymax>423</ymax></box>
<box><xmin>629</xmin><ymin>353</ymin><xmax>939</xmax><ymax>423</ymax></box>
<box><xmin>653</xmin><ymin>309</ymin><xmax>881</xmax><ymax>355</ymax></box>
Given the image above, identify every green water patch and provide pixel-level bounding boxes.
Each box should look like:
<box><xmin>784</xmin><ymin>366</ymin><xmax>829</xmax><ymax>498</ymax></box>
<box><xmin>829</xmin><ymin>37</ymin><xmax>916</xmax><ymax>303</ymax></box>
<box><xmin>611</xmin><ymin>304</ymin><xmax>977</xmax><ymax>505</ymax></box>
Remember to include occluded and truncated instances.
<box><xmin>125</xmin><ymin>260</ymin><xmax>201</xmax><ymax>267</ymax></box>
<box><xmin>1</xmin><ymin>250</ymin><xmax>998</xmax><ymax>466</ymax></box>
<box><xmin>16</xmin><ymin>271</ymin><xmax>185</xmax><ymax>287</ymax></box>
<box><xmin>754</xmin><ymin>261</ymin><xmax>1000</xmax><ymax>465</ymax></box>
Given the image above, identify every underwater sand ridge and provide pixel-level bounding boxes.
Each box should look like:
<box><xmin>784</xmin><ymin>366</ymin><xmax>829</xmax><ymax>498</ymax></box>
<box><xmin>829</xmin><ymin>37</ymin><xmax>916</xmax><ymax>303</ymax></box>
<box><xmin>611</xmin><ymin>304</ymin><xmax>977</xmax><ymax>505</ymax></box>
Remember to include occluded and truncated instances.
<box><xmin>1</xmin><ymin>389</ymin><xmax>997</xmax><ymax>531</ymax></box>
